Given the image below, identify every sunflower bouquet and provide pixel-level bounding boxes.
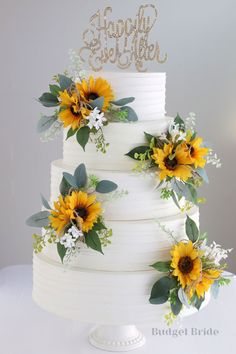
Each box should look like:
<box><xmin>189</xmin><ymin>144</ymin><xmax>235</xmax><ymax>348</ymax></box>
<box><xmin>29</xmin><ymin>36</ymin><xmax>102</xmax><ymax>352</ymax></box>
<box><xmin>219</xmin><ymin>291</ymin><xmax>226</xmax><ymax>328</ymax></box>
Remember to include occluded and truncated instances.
<box><xmin>149</xmin><ymin>216</ymin><xmax>232</xmax><ymax>323</ymax></box>
<box><xmin>26</xmin><ymin>164</ymin><xmax>119</xmax><ymax>263</ymax></box>
<box><xmin>37</xmin><ymin>72</ymin><xmax>138</xmax><ymax>153</ymax></box>
<box><xmin>126</xmin><ymin>113</ymin><xmax>221</xmax><ymax>209</ymax></box>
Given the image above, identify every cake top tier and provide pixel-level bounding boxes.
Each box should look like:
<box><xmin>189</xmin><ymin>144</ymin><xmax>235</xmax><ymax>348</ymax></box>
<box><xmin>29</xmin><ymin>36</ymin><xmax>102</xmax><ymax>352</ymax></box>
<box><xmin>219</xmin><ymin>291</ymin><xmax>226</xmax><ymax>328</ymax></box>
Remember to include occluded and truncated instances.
<box><xmin>90</xmin><ymin>71</ymin><xmax>166</xmax><ymax>122</ymax></box>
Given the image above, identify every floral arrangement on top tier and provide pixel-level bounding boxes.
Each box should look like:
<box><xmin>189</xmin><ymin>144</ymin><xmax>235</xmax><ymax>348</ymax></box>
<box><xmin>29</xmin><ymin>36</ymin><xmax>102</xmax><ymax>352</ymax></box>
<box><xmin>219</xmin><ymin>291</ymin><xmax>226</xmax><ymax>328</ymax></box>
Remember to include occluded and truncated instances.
<box><xmin>126</xmin><ymin>113</ymin><xmax>221</xmax><ymax>210</ymax></box>
<box><xmin>149</xmin><ymin>216</ymin><xmax>232</xmax><ymax>324</ymax></box>
<box><xmin>26</xmin><ymin>163</ymin><xmax>121</xmax><ymax>263</ymax></box>
<box><xmin>37</xmin><ymin>51</ymin><xmax>138</xmax><ymax>153</ymax></box>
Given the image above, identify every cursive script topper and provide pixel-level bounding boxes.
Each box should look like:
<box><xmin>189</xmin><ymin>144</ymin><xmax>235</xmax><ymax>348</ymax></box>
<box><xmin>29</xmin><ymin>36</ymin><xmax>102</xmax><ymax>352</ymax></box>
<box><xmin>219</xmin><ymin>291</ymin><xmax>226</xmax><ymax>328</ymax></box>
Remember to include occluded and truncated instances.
<box><xmin>79</xmin><ymin>4</ymin><xmax>167</xmax><ymax>72</ymax></box>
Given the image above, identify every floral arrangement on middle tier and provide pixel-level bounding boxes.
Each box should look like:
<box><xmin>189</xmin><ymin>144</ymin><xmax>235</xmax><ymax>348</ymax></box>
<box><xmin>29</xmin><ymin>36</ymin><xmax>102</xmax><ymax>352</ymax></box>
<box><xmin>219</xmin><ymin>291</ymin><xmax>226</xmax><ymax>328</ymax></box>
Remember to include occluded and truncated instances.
<box><xmin>149</xmin><ymin>215</ymin><xmax>232</xmax><ymax>324</ymax></box>
<box><xmin>26</xmin><ymin>164</ymin><xmax>119</xmax><ymax>263</ymax></box>
<box><xmin>126</xmin><ymin>113</ymin><xmax>221</xmax><ymax>210</ymax></box>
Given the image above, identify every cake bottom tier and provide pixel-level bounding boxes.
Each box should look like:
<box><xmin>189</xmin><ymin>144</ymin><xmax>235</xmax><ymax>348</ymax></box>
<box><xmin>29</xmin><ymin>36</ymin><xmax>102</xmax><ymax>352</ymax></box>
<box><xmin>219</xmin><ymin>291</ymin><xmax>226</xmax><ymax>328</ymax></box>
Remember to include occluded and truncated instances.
<box><xmin>33</xmin><ymin>254</ymin><xmax>210</xmax><ymax>325</ymax></box>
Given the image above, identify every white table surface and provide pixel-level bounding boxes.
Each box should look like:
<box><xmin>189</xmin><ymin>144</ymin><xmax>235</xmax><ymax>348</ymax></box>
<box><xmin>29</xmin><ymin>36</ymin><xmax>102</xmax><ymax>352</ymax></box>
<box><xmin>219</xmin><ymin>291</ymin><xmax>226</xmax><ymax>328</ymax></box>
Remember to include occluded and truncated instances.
<box><xmin>0</xmin><ymin>265</ymin><xmax>235</xmax><ymax>354</ymax></box>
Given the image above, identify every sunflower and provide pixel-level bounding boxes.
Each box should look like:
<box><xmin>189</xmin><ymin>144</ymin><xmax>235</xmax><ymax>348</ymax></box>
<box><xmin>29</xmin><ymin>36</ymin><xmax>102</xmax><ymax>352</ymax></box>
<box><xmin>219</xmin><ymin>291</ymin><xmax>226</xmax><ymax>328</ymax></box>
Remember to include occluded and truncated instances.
<box><xmin>152</xmin><ymin>143</ymin><xmax>192</xmax><ymax>181</ymax></box>
<box><xmin>76</xmin><ymin>76</ymin><xmax>114</xmax><ymax>111</ymax></box>
<box><xmin>180</xmin><ymin>136</ymin><xmax>209</xmax><ymax>169</ymax></box>
<box><xmin>194</xmin><ymin>269</ymin><xmax>221</xmax><ymax>298</ymax></box>
<box><xmin>49</xmin><ymin>195</ymin><xmax>74</xmax><ymax>235</ymax></box>
<box><xmin>58</xmin><ymin>90</ymin><xmax>90</xmax><ymax>130</ymax></box>
<box><xmin>171</xmin><ymin>241</ymin><xmax>202</xmax><ymax>288</ymax></box>
<box><xmin>67</xmin><ymin>191</ymin><xmax>102</xmax><ymax>233</ymax></box>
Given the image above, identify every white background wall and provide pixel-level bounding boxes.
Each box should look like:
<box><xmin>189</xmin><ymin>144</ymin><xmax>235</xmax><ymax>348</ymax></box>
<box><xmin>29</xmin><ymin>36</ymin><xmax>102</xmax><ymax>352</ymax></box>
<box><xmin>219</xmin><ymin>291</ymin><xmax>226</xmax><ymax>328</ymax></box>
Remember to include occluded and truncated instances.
<box><xmin>0</xmin><ymin>0</ymin><xmax>235</xmax><ymax>270</ymax></box>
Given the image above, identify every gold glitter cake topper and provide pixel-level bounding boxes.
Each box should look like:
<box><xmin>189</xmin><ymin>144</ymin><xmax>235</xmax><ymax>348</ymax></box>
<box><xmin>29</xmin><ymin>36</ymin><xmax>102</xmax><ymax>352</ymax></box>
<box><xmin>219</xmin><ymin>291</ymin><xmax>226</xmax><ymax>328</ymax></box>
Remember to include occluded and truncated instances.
<box><xmin>79</xmin><ymin>4</ymin><xmax>167</xmax><ymax>72</ymax></box>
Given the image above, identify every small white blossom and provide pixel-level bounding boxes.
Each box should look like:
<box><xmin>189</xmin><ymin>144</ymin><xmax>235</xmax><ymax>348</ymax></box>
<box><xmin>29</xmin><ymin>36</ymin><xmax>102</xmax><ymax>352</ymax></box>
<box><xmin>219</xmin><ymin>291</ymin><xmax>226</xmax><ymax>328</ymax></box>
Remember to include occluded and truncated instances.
<box><xmin>68</xmin><ymin>48</ymin><xmax>87</xmax><ymax>81</ymax></box>
<box><xmin>87</xmin><ymin>108</ymin><xmax>107</xmax><ymax>130</ymax></box>
<box><xmin>185</xmin><ymin>112</ymin><xmax>196</xmax><ymax>130</ymax></box>
<box><xmin>200</xmin><ymin>239</ymin><xmax>232</xmax><ymax>266</ymax></box>
<box><xmin>60</xmin><ymin>226</ymin><xmax>84</xmax><ymax>249</ymax></box>
<box><xmin>168</xmin><ymin>123</ymin><xmax>186</xmax><ymax>142</ymax></box>
<box><xmin>68</xmin><ymin>225</ymin><xmax>84</xmax><ymax>239</ymax></box>
<box><xmin>206</xmin><ymin>149</ymin><xmax>222</xmax><ymax>168</ymax></box>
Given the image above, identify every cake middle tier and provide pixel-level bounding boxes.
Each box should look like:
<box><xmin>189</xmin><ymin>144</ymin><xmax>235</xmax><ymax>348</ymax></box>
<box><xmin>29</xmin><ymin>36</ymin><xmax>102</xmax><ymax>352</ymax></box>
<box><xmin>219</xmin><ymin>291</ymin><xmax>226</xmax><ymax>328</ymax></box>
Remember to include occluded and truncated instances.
<box><xmin>51</xmin><ymin>159</ymin><xmax>183</xmax><ymax>221</ymax></box>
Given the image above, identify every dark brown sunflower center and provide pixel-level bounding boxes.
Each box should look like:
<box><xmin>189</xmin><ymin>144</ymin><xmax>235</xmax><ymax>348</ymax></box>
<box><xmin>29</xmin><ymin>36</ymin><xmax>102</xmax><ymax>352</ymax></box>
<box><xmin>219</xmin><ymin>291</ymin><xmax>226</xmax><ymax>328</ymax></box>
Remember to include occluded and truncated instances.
<box><xmin>187</xmin><ymin>144</ymin><xmax>194</xmax><ymax>155</ymax></box>
<box><xmin>164</xmin><ymin>157</ymin><xmax>178</xmax><ymax>170</ymax></box>
<box><xmin>178</xmin><ymin>256</ymin><xmax>194</xmax><ymax>274</ymax></box>
<box><xmin>88</xmin><ymin>92</ymin><xmax>99</xmax><ymax>101</ymax></box>
<box><xmin>70</xmin><ymin>105</ymin><xmax>80</xmax><ymax>116</ymax></box>
<box><xmin>74</xmin><ymin>207</ymin><xmax>88</xmax><ymax>220</ymax></box>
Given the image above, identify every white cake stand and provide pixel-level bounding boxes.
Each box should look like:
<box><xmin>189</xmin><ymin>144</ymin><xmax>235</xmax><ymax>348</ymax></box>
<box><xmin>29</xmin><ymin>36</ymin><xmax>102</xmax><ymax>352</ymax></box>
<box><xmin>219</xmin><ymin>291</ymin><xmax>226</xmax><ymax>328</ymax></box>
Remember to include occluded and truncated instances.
<box><xmin>89</xmin><ymin>325</ymin><xmax>145</xmax><ymax>352</ymax></box>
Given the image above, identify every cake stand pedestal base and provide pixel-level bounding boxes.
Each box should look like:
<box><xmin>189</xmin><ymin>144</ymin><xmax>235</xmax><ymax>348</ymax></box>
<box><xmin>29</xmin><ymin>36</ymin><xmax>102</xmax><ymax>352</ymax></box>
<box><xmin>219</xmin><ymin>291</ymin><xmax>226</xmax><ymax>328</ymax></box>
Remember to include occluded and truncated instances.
<box><xmin>89</xmin><ymin>325</ymin><xmax>146</xmax><ymax>352</ymax></box>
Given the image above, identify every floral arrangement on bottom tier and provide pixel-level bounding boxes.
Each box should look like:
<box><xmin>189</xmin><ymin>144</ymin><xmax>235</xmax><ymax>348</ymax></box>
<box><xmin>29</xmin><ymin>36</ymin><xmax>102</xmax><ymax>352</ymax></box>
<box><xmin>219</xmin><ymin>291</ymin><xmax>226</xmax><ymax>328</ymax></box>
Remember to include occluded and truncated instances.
<box><xmin>26</xmin><ymin>163</ymin><xmax>122</xmax><ymax>263</ymax></box>
<box><xmin>126</xmin><ymin>113</ymin><xmax>221</xmax><ymax>211</ymax></box>
<box><xmin>149</xmin><ymin>215</ymin><xmax>232</xmax><ymax>324</ymax></box>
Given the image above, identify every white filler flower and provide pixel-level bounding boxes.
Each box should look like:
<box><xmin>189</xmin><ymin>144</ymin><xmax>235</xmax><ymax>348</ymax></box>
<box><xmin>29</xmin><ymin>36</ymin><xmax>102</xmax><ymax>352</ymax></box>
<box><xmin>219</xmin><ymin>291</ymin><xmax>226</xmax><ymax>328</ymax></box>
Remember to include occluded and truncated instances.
<box><xmin>60</xmin><ymin>226</ymin><xmax>84</xmax><ymax>249</ymax></box>
<box><xmin>87</xmin><ymin>107</ymin><xmax>107</xmax><ymax>130</ymax></box>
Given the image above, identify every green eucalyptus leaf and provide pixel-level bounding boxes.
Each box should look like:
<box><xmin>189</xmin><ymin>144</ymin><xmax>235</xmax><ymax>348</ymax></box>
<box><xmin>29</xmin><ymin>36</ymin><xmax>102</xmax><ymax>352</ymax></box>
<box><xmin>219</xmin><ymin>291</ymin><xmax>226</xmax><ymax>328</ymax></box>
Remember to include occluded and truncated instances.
<box><xmin>63</xmin><ymin>172</ymin><xmax>78</xmax><ymax>188</ymax></box>
<box><xmin>93</xmin><ymin>221</ymin><xmax>107</xmax><ymax>231</ymax></box>
<box><xmin>88</xmin><ymin>97</ymin><xmax>104</xmax><ymax>111</ymax></box>
<box><xmin>111</xmin><ymin>97</ymin><xmax>135</xmax><ymax>106</ymax></box>
<box><xmin>186</xmin><ymin>215</ymin><xmax>199</xmax><ymax>242</ymax></box>
<box><xmin>144</xmin><ymin>132</ymin><xmax>156</xmax><ymax>144</ymax></box>
<box><xmin>125</xmin><ymin>146</ymin><xmax>149</xmax><ymax>160</ymax></box>
<box><xmin>57</xmin><ymin>242</ymin><xmax>67</xmax><ymax>263</ymax></box>
<box><xmin>26</xmin><ymin>211</ymin><xmax>50</xmax><ymax>228</ymax></box>
<box><xmin>120</xmin><ymin>106</ymin><xmax>138</xmax><ymax>121</ymax></box>
<box><xmin>76</xmin><ymin>126</ymin><xmax>90</xmax><ymax>151</ymax></box>
<box><xmin>49</xmin><ymin>84</ymin><xmax>61</xmax><ymax>96</ymax></box>
<box><xmin>149</xmin><ymin>276</ymin><xmax>177</xmax><ymax>304</ymax></box>
<box><xmin>74</xmin><ymin>164</ymin><xmax>87</xmax><ymax>188</ymax></box>
<box><xmin>171</xmin><ymin>289</ymin><xmax>183</xmax><ymax>316</ymax></box>
<box><xmin>171</xmin><ymin>191</ymin><xmax>181</xmax><ymax>209</ymax></box>
<box><xmin>58</xmin><ymin>75</ymin><xmax>73</xmax><ymax>91</ymax></box>
<box><xmin>196</xmin><ymin>168</ymin><xmax>209</xmax><ymax>184</ymax></box>
<box><xmin>37</xmin><ymin>115</ymin><xmax>57</xmax><ymax>133</ymax></box>
<box><xmin>151</xmin><ymin>261</ymin><xmax>171</xmax><ymax>272</ymax></box>
<box><xmin>60</xmin><ymin>176</ymin><xmax>72</xmax><ymax>196</ymax></box>
<box><xmin>40</xmin><ymin>193</ymin><xmax>51</xmax><ymax>210</ymax></box>
<box><xmin>96</xmin><ymin>180</ymin><xmax>118</xmax><ymax>194</ymax></box>
<box><xmin>174</xmin><ymin>114</ymin><xmax>185</xmax><ymax>131</ymax></box>
<box><xmin>66</xmin><ymin>127</ymin><xmax>78</xmax><ymax>140</ymax></box>
<box><xmin>38</xmin><ymin>93</ymin><xmax>59</xmax><ymax>107</ymax></box>
<box><xmin>192</xmin><ymin>294</ymin><xmax>205</xmax><ymax>310</ymax></box>
<box><xmin>85</xmin><ymin>230</ymin><xmax>103</xmax><ymax>254</ymax></box>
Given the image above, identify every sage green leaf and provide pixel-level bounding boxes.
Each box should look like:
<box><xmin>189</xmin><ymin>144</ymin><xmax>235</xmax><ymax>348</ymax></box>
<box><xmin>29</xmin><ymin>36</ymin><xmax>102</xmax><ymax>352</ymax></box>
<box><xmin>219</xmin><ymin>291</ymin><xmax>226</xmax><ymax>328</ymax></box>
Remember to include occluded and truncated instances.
<box><xmin>125</xmin><ymin>146</ymin><xmax>149</xmax><ymax>160</ymax></box>
<box><xmin>85</xmin><ymin>230</ymin><xmax>103</xmax><ymax>254</ymax></box>
<box><xmin>76</xmin><ymin>126</ymin><xmax>90</xmax><ymax>151</ymax></box>
<box><xmin>38</xmin><ymin>93</ymin><xmax>59</xmax><ymax>107</ymax></box>
<box><xmin>96</xmin><ymin>180</ymin><xmax>118</xmax><ymax>194</ymax></box>
<box><xmin>186</xmin><ymin>215</ymin><xmax>199</xmax><ymax>242</ymax></box>
<box><xmin>192</xmin><ymin>293</ymin><xmax>205</xmax><ymax>310</ymax></box>
<box><xmin>37</xmin><ymin>115</ymin><xmax>57</xmax><ymax>133</ymax></box>
<box><xmin>149</xmin><ymin>276</ymin><xmax>177</xmax><ymax>304</ymax></box>
<box><xmin>60</xmin><ymin>176</ymin><xmax>71</xmax><ymax>196</ymax></box>
<box><xmin>88</xmin><ymin>97</ymin><xmax>104</xmax><ymax>111</ymax></box>
<box><xmin>151</xmin><ymin>261</ymin><xmax>171</xmax><ymax>272</ymax></box>
<box><xmin>171</xmin><ymin>191</ymin><xmax>181</xmax><ymax>209</ymax></box>
<box><xmin>49</xmin><ymin>84</ymin><xmax>61</xmax><ymax>96</ymax></box>
<box><xmin>57</xmin><ymin>243</ymin><xmax>67</xmax><ymax>263</ymax></box>
<box><xmin>26</xmin><ymin>211</ymin><xmax>50</xmax><ymax>228</ymax></box>
<box><xmin>74</xmin><ymin>163</ymin><xmax>87</xmax><ymax>188</ymax></box>
<box><xmin>144</xmin><ymin>132</ymin><xmax>156</xmax><ymax>144</ymax></box>
<box><xmin>171</xmin><ymin>289</ymin><xmax>183</xmax><ymax>316</ymax></box>
<box><xmin>93</xmin><ymin>221</ymin><xmax>107</xmax><ymax>231</ymax></box>
<box><xmin>58</xmin><ymin>75</ymin><xmax>73</xmax><ymax>91</ymax></box>
<box><xmin>40</xmin><ymin>193</ymin><xmax>51</xmax><ymax>210</ymax></box>
<box><xmin>111</xmin><ymin>97</ymin><xmax>135</xmax><ymax>106</ymax></box>
<box><xmin>174</xmin><ymin>114</ymin><xmax>185</xmax><ymax>130</ymax></box>
<box><xmin>66</xmin><ymin>127</ymin><xmax>77</xmax><ymax>140</ymax></box>
<box><xmin>120</xmin><ymin>106</ymin><xmax>138</xmax><ymax>121</ymax></box>
<box><xmin>63</xmin><ymin>172</ymin><xmax>78</xmax><ymax>188</ymax></box>
<box><xmin>196</xmin><ymin>168</ymin><xmax>209</xmax><ymax>184</ymax></box>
